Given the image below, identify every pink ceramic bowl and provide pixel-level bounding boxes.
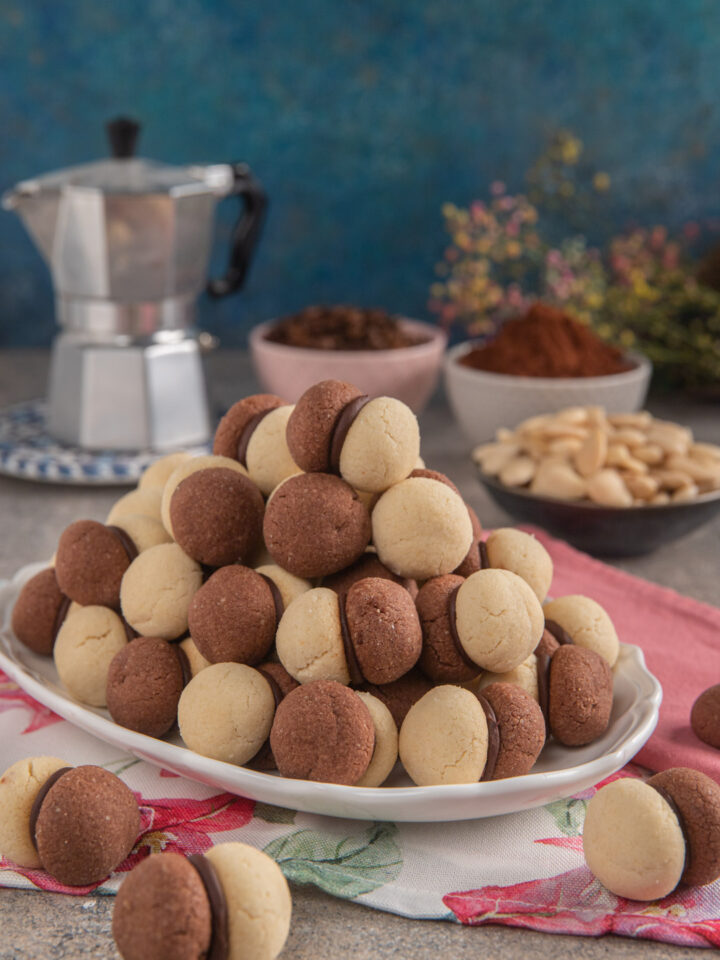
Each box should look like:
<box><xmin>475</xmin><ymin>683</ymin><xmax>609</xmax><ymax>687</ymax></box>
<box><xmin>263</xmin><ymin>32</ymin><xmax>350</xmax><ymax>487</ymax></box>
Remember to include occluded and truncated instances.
<box><xmin>249</xmin><ymin>319</ymin><xmax>447</xmax><ymax>413</ymax></box>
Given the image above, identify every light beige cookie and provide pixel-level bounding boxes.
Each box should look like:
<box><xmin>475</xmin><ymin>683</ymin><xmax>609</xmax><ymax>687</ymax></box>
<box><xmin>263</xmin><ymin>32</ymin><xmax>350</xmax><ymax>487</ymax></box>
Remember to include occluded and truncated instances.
<box><xmin>160</xmin><ymin>455</ymin><xmax>249</xmax><ymax>535</ymax></box>
<box><xmin>455</xmin><ymin>569</ymin><xmax>544</xmax><ymax>673</ymax></box>
<box><xmin>120</xmin><ymin>543</ymin><xmax>202</xmax><ymax>640</ymax></box>
<box><xmin>254</xmin><ymin>564</ymin><xmax>312</xmax><ymax>610</ymax></box>
<box><xmin>54</xmin><ymin>605</ymin><xmax>129</xmax><ymax>706</ymax></box>
<box><xmin>178</xmin><ymin>663</ymin><xmax>275</xmax><ymax>765</ymax></box>
<box><xmin>138</xmin><ymin>452</ymin><xmax>194</xmax><ymax>491</ymax></box>
<box><xmin>399</xmin><ymin>686</ymin><xmax>488</xmax><ymax>786</ymax></box>
<box><xmin>179</xmin><ymin>636</ymin><xmax>211</xmax><ymax>677</ymax></box>
<box><xmin>583</xmin><ymin>778</ymin><xmax>685</xmax><ymax>900</ymax></box>
<box><xmin>477</xmin><ymin>652</ymin><xmax>539</xmax><ymax>702</ymax></box>
<box><xmin>112</xmin><ymin>513</ymin><xmax>172</xmax><ymax>554</ymax></box>
<box><xmin>543</xmin><ymin>595</ymin><xmax>619</xmax><ymax>667</ymax></box>
<box><xmin>245</xmin><ymin>405</ymin><xmax>302</xmax><ymax>496</ymax></box>
<box><xmin>0</xmin><ymin>756</ymin><xmax>69</xmax><ymax>868</ymax></box>
<box><xmin>107</xmin><ymin>487</ymin><xmax>163</xmax><ymax>525</ymax></box>
<box><xmin>485</xmin><ymin>528</ymin><xmax>553</xmax><ymax>602</ymax></box>
<box><xmin>354</xmin><ymin>691</ymin><xmax>399</xmax><ymax>788</ymax></box>
<box><xmin>339</xmin><ymin>397</ymin><xmax>420</xmax><ymax>493</ymax></box>
<box><xmin>204</xmin><ymin>842</ymin><xmax>292</xmax><ymax>960</ymax></box>
<box><xmin>275</xmin><ymin>588</ymin><xmax>348</xmax><ymax>685</ymax></box>
<box><xmin>372</xmin><ymin>477</ymin><xmax>473</xmax><ymax>580</ymax></box>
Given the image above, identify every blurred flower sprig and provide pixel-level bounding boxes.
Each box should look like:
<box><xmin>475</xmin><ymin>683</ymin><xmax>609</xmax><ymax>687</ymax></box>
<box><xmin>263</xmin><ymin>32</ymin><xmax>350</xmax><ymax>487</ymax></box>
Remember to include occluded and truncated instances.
<box><xmin>430</xmin><ymin>131</ymin><xmax>720</xmax><ymax>390</ymax></box>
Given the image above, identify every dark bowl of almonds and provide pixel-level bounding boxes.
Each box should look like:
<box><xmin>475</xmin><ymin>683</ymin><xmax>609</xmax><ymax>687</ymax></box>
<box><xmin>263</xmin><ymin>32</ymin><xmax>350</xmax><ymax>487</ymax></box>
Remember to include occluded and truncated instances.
<box><xmin>250</xmin><ymin>305</ymin><xmax>447</xmax><ymax>412</ymax></box>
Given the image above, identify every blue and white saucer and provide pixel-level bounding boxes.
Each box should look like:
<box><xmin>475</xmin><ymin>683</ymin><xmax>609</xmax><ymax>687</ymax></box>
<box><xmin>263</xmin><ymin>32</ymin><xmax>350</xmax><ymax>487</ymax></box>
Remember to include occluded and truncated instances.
<box><xmin>0</xmin><ymin>400</ymin><xmax>210</xmax><ymax>486</ymax></box>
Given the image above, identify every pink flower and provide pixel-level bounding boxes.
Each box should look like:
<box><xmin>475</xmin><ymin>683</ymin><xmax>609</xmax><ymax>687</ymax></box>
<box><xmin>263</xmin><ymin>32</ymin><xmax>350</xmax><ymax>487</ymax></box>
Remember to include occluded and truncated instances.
<box><xmin>0</xmin><ymin>671</ymin><xmax>63</xmax><ymax>734</ymax></box>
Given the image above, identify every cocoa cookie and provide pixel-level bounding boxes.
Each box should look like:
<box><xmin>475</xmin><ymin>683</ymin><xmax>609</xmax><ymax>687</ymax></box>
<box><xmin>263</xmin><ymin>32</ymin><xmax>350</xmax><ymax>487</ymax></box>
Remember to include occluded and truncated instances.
<box><xmin>535</xmin><ymin>628</ymin><xmax>560</xmax><ymax>658</ymax></box>
<box><xmin>647</xmin><ymin>767</ymin><xmax>720</xmax><ymax>887</ymax></box>
<box><xmin>55</xmin><ymin>520</ymin><xmax>136</xmax><ymax>609</ymax></box>
<box><xmin>399</xmin><ymin>685</ymin><xmax>489</xmax><ymax>786</ymax></box>
<box><xmin>691</xmin><ymin>685</ymin><xmax>720</xmax><ymax>749</ymax></box>
<box><xmin>263</xmin><ymin>472</ymin><xmax>371</xmax><ymax>578</ymax></box>
<box><xmin>323</xmin><ymin>552</ymin><xmax>418</xmax><ymax>599</ymax></box>
<box><xmin>54</xmin><ymin>605</ymin><xmax>129</xmax><ymax>707</ymax></box>
<box><xmin>270</xmin><ymin>680</ymin><xmax>375</xmax><ymax>784</ymax></box>
<box><xmin>11</xmin><ymin>567</ymin><xmax>68</xmax><ymax>656</ymax></box>
<box><xmin>169</xmin><ymin>467</ymin><xmax>265</xmax><ymax>567</ymax></box>
<box><xmin>361</xmin><ymin>668</ymin><xmax>434</xmax><ymax>729</ymax></box>
<box><xmin>188</xmin><ymin>565</ymin><xmax>278</xmax><ymax>665</ymax></box>
<box><xmin>112</xmin><ymin>852</ymin><xmax>212</xmax><ymax>960</ymax></box>
<box><xmin>160</xmin><ymin>455</ymin><xmax>249</xmax><ymax>536</ymax></box>
<box><xmin>0</xmin><ymin>757</ymin><xmax>68</xmax><ymax>868</ymax></box>
<box><xmin>287</xmin><ymin>379</ymin><xmax>419</xmax><ymax>492</ymax></box>
<box><xmin>372</xmin><ymin>477</ymin><xmax>473</xmax><ymax>580</ymax></box>
<box><xmin>120</xmin><ymin>543</ymin><xmax>202</xmax><ymax>640</ymax></box>
<box><xmin>214</xmin><ymin>394</ymin><xmax>301</xmax><ymax>496</ymax></box>
<box><xmin>106</xmin><ymin>637</ymin><xmax>186</xmax><ymax>738</ymax></box>
<box><xmin>416</xmin><ymin>574</ymin><xmax>479</xmax><ymax>684</ymax></box>
<box><xmin>542</xmin><ymin>595</ymin><xmax>619</xmax><ymax>667</ymax></box>
<box><xmin>249</xmin><ymin>661</ymin><xmax>300</xmax><ymax>771</ymax></box>
<box><xmin>34</xmin><ymin>765</ymin><xmax>140</xmax><ymax>886</ymax></box>
<box><xmin>480</xmin><ymin>682</ymin><xmax>545</xmax><ymax>779</ymax></box>
<box><xmin>454</xmin><ymin>506</ymin><xmax>483</xmax><ymax>578</ymax></box>
<box><xmin>276</xmin><ymin>580</ymin><xmax>422</xmax><ymax>686</ymax></box>
<box><xmin>547</xmin><ymin>644</ymin><xmax>613</xmax><ymax>746</ymax></box>
<box><xmin>178</xmin><ymin>663</ymin><xmax>276</xmax><ymax>765</ymax></box>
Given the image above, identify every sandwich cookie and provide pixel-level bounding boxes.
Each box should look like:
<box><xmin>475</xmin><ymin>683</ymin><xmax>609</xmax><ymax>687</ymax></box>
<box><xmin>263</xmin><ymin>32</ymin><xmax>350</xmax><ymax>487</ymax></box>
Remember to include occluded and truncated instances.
<box><xmin>276</xmin><ymin>579</ymin><xmax>422</xmax><ymax>686</ymax></box>
<box><xmin>54</xmin><ymin>605</ymin><xmax>131</xmax><ymax>707</ymax></box>
<box><xmin>214</xmin><ymin>394</ymin><xmax>301</xmax><ymax>496</ymax></box>
<box><xmin>11</xmin><ymin>567</ymin><xmax>69</xmax><ymax>656</ymax></box>
<box><xmin>55</xmin><ymin>519</ymin><xmax>139</xmax><ymax>609</ymax></box>
<box><xmin>160</xmin><ymin>455</ymin><xmax>249</xmax><ymax>537</ymax></box>
<box><xmin>263</xmin><ymin>472</ymin><xmax>371</xmax><ymax>578</ymax></box>
<box><xmin>322</xmin><ymin>551</ymin><xmax>418</xmax><ymax>599</ymax></box>
<box><xmin>0</xmin><ymin>759</ymin><xmax>139</xmax><ymax>885</ymax></box>
<box><xmin>120</xmin><ymin>543</ymin><xmax>202</xmax><ymax>640</ymax></box>
<box><xmin>691</xmin><ymin>684</ymin><xmax>720</xmax><ymax>749</ymax></box>
<box><xmin>542</xmin><ymin>595</ymin><xmax>619</xmax><ymax>667</ymax></box>
<box><xmin>113</xmin><ymin>842</ymin><xmax>291</xmax><ymax>960</ymax></box>
<box><xmin>187</xmin><ymin>565</ymin><xmax>281</xmax><ymax>666</ymax></box>
<box><xmin>286</xmin><ymin>379</ymin><xmax>420</xmax><ymax>493</ymax></box>
<box><xmin>361</xmin><ymin>668</ymin><xmax>434</xmax><ymax>729</ymax></box>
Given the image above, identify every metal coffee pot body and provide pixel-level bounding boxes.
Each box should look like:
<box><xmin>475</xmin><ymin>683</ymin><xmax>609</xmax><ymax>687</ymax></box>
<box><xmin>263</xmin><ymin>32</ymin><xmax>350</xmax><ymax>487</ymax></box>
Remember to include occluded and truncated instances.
<box><xmin>3</xmin><ymin>118</ymin><xmax>267</xmax><ymax>450</ymax></box>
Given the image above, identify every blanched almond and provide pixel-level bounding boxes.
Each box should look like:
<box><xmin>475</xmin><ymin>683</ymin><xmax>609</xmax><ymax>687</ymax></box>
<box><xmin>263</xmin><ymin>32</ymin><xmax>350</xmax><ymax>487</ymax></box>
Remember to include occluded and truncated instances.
<box><xmin>548</xmin><ymin>437</ymin><xmax>584</xmax><ymax>456</ymax></box>
<box><xmin>574</xmin><ymin>428</ymin><xmax>607</xmax><ymax>478</ymax></box>
<box><xmin>690</xmin><ymin>442</ymin><xmax>720</xmax><ymax>463</ymax></box>
<box><xmin>634</xmin><ymin>444</ymin><xmax>665</xmax><ymax>465</ymax></box>
<box><xmin>653</xmin><ymin>469</ymin><xmax>694</xmax><ymax>491</ymax></box>
<box><xmin>623</xmin><ymin>473</ymin><xmax>659</xmax><ymax>500</ymax></box>
<box><xmin>499</xmin><ymin>455</ymin><xmax>536</xmax><ymax>487</ymax></box>
<box><xmin>530</xmin><ymin>460</ymin><xmax>586</xmax><ymax>500</ymax></box>
<box><xmin>476</xmin><ymin>443</ymin><xmax>521</xmax><ymax>476</ymax></box>
<box><xmin>672</xmin><ymin>483</ymin><xmax>699</xmax><ymax>502</ymax></box>
<box><xmin>608</xmin><ymin>412</ymin><xmax>652</xmax><ymax>429</ymax></box>
<box><xmin>586</xmin><ymin>469</ymin><xmax>633</xmax><ymax>507</ymax></box>
<box><xmin>611</xmin><ymin>428</ymin><xmax>647</xmax><ymax>448</ymax></box>
<box><xmin>651</xmin><ymin>492</ymin><xmax>671</xmax><ymax>505</ymax></box>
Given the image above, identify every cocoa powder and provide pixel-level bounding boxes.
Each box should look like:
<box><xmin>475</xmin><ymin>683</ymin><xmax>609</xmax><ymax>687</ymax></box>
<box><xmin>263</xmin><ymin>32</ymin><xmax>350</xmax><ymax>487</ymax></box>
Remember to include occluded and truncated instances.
<box><xmin>459</xmin><ymin>302</ymin><xmax>632</xmax><ymax>378</ymax></box>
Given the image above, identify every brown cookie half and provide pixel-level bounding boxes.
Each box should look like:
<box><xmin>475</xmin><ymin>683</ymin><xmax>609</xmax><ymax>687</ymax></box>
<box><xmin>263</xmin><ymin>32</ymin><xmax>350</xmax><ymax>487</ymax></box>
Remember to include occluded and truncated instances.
<box><xmin>188</xmin><ymin>565</ymin><xmax>277</xmax><ymax>665</ymax></box>
<box><xmin>213</xmin><ymin>394</ymin><xmax>287</xmax><ymax>462</ymax></box>
<box><xmin>55</xmin><ymin>520</ymin><xmax>133</xmax><ymax>609</ymax></box>
<box><xmin>691</xmin><ymin>685</ymin><xmax>720</xmax><ymax>750</ymax></box>
<box><xmin>481</xmin><ymin>682</ymin><xmax>546</xmax><ymax>779</ymax></box>
<box><xmin>169</xmin><ymin>468</ymin><xmax>264</xmax><ymax>568</ymax></box>
<box><xmin>112</xmin><ymin>852</ymin><xmax>212</xmax><ymax>960</ymax></box>
<box><xmin>361</xmin><ymin>668</ymin><xmax>434</xmax><ymax>729</ymax></box>
<box><xmin>263</xmin><ymin>473</ymin><xmax>371</xmax><ymax>578</ymax></box>
<box><xmin>270</xmin><ymin>680</ymin><xmax>374</xmax><ymax>784</ymax></box>
<box><xmin>106</xmin><ymin>637</ymin><xmax>185</xmax><ymax>738</ymax></box>
<box><xmin>647</xmin><ymin>767</ymin><xmax>720</xmax><ymax>887</ymax></box>
<box><xmin>416</xmin><ymin>574</ymin><xmax>478</xmax><ymax>683</ymax></box>
<box><xmin>35</xmin><ymin>765</ymin><xmax>139</xmax><ymax>886</ymax></box>
<box><xmin>11</xmin><ymin>568</ymin><xmax>68</xmax><ymax>656</ymax></box>
<box><xmin>344</xmin><ymin>577</ymin><xmax>422</xmax><ymax>685</ymax></box>
<box><xmin>323</xmin><ymin>552</ymin><xmax>418</xmax><ymax>600</ymax></box>
<box><xmin>286</xmin><ymin>380</ymin><xmax>363</xmax><ymax>473</ymax></box>
<box><xmin>547</xmin><ymin>644</ymin><xmax>613</xmax><ymax>747</ymax></box>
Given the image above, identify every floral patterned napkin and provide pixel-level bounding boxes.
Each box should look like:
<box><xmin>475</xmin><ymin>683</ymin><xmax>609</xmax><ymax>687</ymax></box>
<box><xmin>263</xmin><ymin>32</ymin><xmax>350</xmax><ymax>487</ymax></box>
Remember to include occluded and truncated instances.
<box><xmin>2</xmin><ymin>534</ymin><xmax>720</xmax><ymax>949</ymax></box>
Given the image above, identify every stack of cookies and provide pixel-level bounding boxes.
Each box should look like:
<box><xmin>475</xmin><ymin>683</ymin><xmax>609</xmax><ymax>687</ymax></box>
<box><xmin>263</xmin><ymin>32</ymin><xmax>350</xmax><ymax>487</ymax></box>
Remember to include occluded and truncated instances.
<box><xmin>11</xmin><ymin>379</ymin><xmax>620</xmax><ymax>789</ymax></box>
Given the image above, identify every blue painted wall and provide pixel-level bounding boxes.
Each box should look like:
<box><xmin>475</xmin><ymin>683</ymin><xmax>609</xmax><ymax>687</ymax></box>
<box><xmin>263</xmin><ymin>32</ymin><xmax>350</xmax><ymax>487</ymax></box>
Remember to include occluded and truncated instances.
<box><xmin>1</xmin><ymin>0</ymin><xmax>719</xmax><ymax>346</ymax></box>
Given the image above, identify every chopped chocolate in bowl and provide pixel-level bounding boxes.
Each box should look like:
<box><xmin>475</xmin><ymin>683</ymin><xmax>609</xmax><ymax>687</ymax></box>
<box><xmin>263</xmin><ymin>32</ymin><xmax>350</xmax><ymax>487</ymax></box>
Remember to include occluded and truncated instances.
<box><xmin>265</xmin><ymin>304</ymin><xmax>429</xmax><ymax>350</ymax></box>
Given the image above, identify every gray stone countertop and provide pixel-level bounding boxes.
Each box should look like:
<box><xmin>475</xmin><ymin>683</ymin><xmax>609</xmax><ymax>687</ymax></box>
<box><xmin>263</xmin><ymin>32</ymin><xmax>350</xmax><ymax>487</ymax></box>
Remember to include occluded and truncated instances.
<box><xmin>0</xmin><ymin>349</ymin><xmax>718</xmax><ymax>959</ymax></box>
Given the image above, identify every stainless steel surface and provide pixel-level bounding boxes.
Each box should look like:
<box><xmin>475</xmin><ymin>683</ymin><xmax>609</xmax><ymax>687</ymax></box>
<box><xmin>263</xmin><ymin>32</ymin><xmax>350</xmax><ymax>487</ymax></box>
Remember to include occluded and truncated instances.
<box><xmin>46</xmin><ymin>336</ymin><xmax>211</xmax><ymax>450</ymax></box>
<box><xmin>0</xmin><ymin>349</ymin><xmax>718</xmax><ymax>959</ymax></box>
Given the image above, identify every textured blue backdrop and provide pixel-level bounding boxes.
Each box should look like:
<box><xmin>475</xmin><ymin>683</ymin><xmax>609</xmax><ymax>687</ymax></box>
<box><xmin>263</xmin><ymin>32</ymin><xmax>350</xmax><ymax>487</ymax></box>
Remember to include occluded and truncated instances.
<box><xmin>1</xmin><ymin>0</ymin><xmax>719</xmax><ymax>346</ymax></box>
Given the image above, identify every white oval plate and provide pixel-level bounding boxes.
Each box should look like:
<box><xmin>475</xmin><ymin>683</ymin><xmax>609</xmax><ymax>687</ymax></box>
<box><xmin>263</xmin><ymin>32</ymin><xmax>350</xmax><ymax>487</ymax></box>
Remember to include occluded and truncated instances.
<box><xmin>0</xmin><ymin>563</ymin><xmax>662</xmax><ymax>823</ymax></box>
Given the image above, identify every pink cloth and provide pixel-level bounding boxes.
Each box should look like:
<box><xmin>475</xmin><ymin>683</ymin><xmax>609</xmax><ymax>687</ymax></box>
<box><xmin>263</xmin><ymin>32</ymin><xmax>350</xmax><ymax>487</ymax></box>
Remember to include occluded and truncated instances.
<box><xmin>529</xmin><ymin>527</ymin><xmax>720</xmax><ymax>781</ymax></box>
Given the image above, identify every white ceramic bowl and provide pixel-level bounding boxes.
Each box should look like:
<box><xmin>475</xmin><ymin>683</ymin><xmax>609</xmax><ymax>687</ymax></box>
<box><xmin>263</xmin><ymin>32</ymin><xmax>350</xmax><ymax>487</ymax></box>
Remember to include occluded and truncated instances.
<box><xmin>250</xmin><ymin>319</ymin><xmax>447</xmax><ymax>413</ymax></box>
<box><xmin>444</xmin><ymin>342</ymin><xmax>652</xmax><ymax>445</ymax></box>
